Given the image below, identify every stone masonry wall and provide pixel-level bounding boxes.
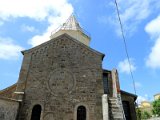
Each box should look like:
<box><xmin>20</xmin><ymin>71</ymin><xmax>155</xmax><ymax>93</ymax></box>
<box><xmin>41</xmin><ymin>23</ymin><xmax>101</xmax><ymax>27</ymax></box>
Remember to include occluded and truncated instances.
<box><xmin>0</xmin><ymin>99</ymin><xmax>19</xmax><ymax>120</ymax></box>
<box><xmin>17</xmin><ymin>34</ymin><xmax>104</xmax><ymax>120</ymax></box>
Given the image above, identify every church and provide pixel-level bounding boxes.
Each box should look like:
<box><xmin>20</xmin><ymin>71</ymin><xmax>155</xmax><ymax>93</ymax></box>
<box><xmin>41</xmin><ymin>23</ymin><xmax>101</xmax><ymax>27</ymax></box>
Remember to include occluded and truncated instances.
<box><xmin>0</xmin><ymin>15</ymin><xmax>137</xmax><ymax>120</ymax></box>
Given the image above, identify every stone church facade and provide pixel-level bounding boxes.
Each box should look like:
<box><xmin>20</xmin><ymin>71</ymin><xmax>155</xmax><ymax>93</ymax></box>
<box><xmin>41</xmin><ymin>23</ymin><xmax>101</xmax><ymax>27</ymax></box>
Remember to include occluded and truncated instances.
<box><xmin>0</xmin><ymin>15</ymin><xmax>137</xmax><ymax>120</ymax></box>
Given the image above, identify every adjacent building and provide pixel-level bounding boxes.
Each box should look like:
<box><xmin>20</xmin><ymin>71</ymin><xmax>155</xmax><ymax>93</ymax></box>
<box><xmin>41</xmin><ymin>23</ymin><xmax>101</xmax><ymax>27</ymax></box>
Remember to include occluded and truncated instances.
<box><xmin>154</xmin><ymin>93</ymin><xmax>160</xmax><ymax>100</ymax></box>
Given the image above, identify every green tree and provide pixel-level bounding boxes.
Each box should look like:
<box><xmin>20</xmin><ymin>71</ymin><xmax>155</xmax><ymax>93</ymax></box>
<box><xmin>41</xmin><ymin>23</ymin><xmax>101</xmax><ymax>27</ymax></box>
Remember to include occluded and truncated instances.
<box><xmin>152</xmin><ymin>97</ymin><xmax>160</xmax><ymax>116</ymax></box>
<box><xmin>141</xmin><ymin>111</ymin><xmax>151</xmax><ymax>119</ymax></box>
<box><xmin>136</xmin><ymin>108</ymin><xmax>142</xmax><ymax>120</ymax></box>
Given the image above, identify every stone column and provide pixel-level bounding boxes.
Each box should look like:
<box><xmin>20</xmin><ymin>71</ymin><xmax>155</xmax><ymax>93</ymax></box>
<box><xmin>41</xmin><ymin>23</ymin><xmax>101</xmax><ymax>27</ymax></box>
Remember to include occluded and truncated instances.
<box><xmin>111</xmin><ymin>69</ymin><xmax>121</xmax><ymax>98</ymax></box>
<box><xmin>102</xmin><ymin>94</ymin><xmax>109</xmax><ymax>120</ymax></box>
<box><xmin>111</xmin><ymin>69</ymin><xmax>117</xmax><ymax>98</ymax></box>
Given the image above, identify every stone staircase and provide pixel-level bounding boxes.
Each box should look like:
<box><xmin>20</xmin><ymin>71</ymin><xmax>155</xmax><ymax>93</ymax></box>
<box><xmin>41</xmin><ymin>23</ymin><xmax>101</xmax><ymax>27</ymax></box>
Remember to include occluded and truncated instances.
<box><xmin>108</xmin><ymin>97</ymin><xmax>125</xmax><ymax>120</ymax></box>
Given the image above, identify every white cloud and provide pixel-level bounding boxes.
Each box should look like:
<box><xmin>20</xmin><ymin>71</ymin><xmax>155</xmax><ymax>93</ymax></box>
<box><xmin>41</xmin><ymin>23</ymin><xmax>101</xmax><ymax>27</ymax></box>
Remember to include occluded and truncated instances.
<box><xmin>146</xmin><ymin>38</ymin><xmax>160</xmax><ymax>69</ymax></box>
<box><xmin>28</xmin><ymin>1</ymin><xmax>73</xmax><ymax>47</ymax></box>
<box><xmin>145</xmin><ymin>16</ymin><xmax>160</xmax><ymax>39</ymax></box>
<box><xmin>101</xmin><ymin>0</ymin><xmax>159</xmax><ymax>36</ymax></box>
<box><xmin>28</xmin><ymin>14</ymin><xmax>73</xmax><ymax>47</ymax></box>
<box><xmin>118</xmin><ymin>58</ymin><xmax>136</xmax><ymax>74</ymax></box>
<box><xmin>118</xmin><ymin>0</ymin><xmax>150</xmax><ymax>35</ymax></box>
<box><xmin>137</xmin><ymin>96</ymin><xmax>147</xmax><ymax>104</ymax></box>
<box><xmin>21</xmin><ymin>25</ymin><xmax>38</xmax><ymax>33</ymax></box>
<box><xmin>0</xmin><ymin>38</ymin><xmax>24</xmax><ymax>60</ymax></box>
<box><xmin>28</xmin><ymin>33</ymin><xmax>50</xmax><ymax>47</ymax></box>
<box><xmin>137</xmin><ymin>94</ymin><xmax>152</xmax><ymax>104</ymax></box>
<box><xmin>118</xmin><ymin>0</ymin><xmax>150</xmax><ymax>22</ymax></box>
<box><xmin>145</xmin><ymin>15</ymin><xmax>160</xmax><ymax>69</ymax></box>
<box><xmin>0</xmin><ymin>0</ymin><xmax>74</xmax><ymax>47</ymax></box>
<box><xmin>0</xmin><ymin>0</ymin><xmax>72</xmax><ymax>21</ymax></box>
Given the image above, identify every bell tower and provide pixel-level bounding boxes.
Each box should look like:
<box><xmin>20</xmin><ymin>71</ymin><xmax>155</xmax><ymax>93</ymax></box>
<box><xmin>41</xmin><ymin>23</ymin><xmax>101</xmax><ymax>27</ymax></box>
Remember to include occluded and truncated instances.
<box><xmin>50</xmin><ymin>14</ymin><xmax>91</xmax><ymax>46</ymax></box>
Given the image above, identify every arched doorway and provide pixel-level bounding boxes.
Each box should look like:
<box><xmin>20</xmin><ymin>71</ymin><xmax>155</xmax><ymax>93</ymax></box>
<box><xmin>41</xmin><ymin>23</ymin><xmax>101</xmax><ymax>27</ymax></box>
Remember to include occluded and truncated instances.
<box><xmin>77</xmin><ymin>106</ymin><xmax>86</xmax><ymax>120</ymax></box>
<box><xmin>31</xmin><ymin>104</ymin><xmax>42</xmax><ymax>120</ymax></box>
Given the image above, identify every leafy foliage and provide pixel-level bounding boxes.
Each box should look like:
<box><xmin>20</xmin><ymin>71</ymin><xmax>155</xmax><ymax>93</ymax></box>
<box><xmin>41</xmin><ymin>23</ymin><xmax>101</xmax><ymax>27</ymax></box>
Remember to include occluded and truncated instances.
<box><xmin>136</xmin><ymin>108</ymin><xmax>142</xmax><ymax>120</ymax></box>
<box><xmin>152</xmin><ymin>97</ymin><xmax>160</xmax><ymax>116</ymax></box>
<box><xmin>141</xmin><ymin>111</ymin><xmax>151</xmax><ymax>119</ymax></box>
<box><xmin>136</xmin><ymin>108</ymin><xmax>151</xmax><ymax>120</ymax></box>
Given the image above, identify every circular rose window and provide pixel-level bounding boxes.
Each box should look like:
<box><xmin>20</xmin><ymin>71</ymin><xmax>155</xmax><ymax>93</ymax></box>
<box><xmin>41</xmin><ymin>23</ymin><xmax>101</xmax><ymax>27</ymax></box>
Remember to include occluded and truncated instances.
<box><xmin>47</xmin><ymin>68</ymin><xmax>75</xmax><ymax>96</ymax></box>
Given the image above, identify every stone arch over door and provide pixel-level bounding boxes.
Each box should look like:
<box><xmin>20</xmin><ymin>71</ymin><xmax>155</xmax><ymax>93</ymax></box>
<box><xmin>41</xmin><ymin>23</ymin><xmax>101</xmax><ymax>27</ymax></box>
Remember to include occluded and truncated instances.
<box><xmin>31</xmin><ymin>104</ymin><xmax>42</xmax><ymax>120</ymax></box>
<box><xmin>74</xmin><ymin>103</ymin><xmax>89</xmax><ymax>120</ymax></box>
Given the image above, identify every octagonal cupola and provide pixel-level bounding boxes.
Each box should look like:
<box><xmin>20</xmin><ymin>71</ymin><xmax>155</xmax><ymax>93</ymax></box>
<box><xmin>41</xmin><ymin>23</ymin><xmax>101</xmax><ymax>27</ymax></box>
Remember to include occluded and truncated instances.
<box><xmin>50</xmin><ymin>14</ymin><xmax>91</xmax><ymax>46</ymax></box>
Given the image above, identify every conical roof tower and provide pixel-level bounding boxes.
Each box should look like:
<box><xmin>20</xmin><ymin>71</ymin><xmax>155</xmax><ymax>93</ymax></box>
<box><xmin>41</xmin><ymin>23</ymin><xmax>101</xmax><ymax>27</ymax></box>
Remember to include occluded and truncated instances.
<box><xmin>50</xmin><ymin>14</ymin><xmax>91</xmax><ymax>46</ymax></box>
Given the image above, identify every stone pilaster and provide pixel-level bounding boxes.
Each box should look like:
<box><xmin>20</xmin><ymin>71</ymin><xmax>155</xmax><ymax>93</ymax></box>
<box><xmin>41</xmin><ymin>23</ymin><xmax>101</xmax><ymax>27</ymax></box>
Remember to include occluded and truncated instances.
<box><xmin>14</xmin><ymin>53</ymin><xmax>32</xmax><ymax>101</ymax></box>
<box><xmin>102</xmin><ymin>94</ymin><xmax>109</xmax><ymax>120</ymax></box>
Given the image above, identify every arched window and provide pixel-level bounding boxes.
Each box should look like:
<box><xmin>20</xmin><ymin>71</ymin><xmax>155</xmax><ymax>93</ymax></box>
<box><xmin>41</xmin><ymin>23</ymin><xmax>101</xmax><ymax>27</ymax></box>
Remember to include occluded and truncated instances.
<box><xmin>31</xmin><ymin>105</ymin><xmax>41</xmax><ymax>120</ymax></box>
<box><xmin>77</xmin><ymin>106</ymin><xmax>86</xmax><ymax>120</ymax></box>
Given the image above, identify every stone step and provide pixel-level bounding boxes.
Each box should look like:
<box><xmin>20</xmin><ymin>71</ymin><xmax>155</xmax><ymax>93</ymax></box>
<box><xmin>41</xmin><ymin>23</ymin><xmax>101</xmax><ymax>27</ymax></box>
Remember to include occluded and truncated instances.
<box><xmin>109</xmin><ymin>104</ymin><xmax>120</xmax><ymax>108</ymax></box>
<box><xmin>109</xmin><ymin>101</ymin><xmax>117</xmax><ymax>104</ymax></box>
<box><xmin>110</xmin><ymin>113</ymin><xmax>125</xmax><ymax>119</ymax></box>
<box><xmin>109</xmin><ymin>99</ymin><xmax>117</xmax><ymax>101</ymax></box>
<box><xmin>109</xmin><ymin>106</ymin><xmax>121</xmax><ymax>109</ymax></box>
<box><xmin>112</xmin><ymin>111</ymin><xmax>123</xmax><ymax>115</ymax></box>
<box><xmin>109</xmin><ymin>98</ymin><xmax>117</xmax><ymax>101</ymax></box>
<box><xmin>109</xmin><ymin>101</ymin><xmax>118</xmax><ymax>105</ymax></box>
<box><xmin>111</xmin><ymin>115</ymin><xmax>124</xmax><ymax>119</ymax></box>
<box><xmin>109</xmin><ymin>105</ymin><xmax>119</xmax><ymax>109</ymax></box>
<box><xmin>109</xmin><ymin>97</ymin><xmax>117</xmax><ymax>99</ymax></box>
<box><xmin>110</xmin><ymin>108</ymin><xmax>124</xmax><ymax>115</ymax></box>
<box><xmin>111</xmin><ymin>117</ymin><xmax>124</xmax><ymax>119</ymax></box>
<box><xmin>109</xmin><ymin>97</ymin><xmax>125</xmax><ymax>120</ymax></box>
<box><xmin>111</xmin><ymin>109</ymin><xmax>122</xmax><ymax>113</ymax></box>
<box><xmin>110</xmin><ymin>118</ymin><xmax>124</xmax><ymax>120</ymax></box>
<box><xmin>110</xmin><ymin>116</ymin><xmax>124</xmax><ymax>120</ymax></box>
<box><xmin>112</xmin><ymin>117</ymin><xmax>124</xmax><ymax>120</ymax></box>
<box><xmin>110</xmin><ymin>108</ymin><xmax>124</xmax><ymax>114</ymax></box>
<box><xmin>110</xmin><ymin>107</ymin><xmax>120</xmax><ymax>111</ymax></box>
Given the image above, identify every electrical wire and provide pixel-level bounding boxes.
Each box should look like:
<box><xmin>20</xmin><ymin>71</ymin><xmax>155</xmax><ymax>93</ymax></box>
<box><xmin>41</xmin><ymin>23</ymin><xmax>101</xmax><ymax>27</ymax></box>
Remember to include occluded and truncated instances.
<box><xmin>114</xmin><ymin>0</ymin><xmax>137</xmax><ymax>96</ymax></box>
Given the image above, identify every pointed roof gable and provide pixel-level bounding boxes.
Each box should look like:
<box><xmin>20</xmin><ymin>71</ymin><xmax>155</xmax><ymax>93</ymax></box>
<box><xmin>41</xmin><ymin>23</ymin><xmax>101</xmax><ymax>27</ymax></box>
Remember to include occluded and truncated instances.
<box><xmin>50</xmin><ymin>14</ymin><xmax>91</xmax><ymax>46</ymax></box>
<box><xmin>61</xmin><ymin>14</ymin><xmax>83</xmax><ymax>31</ymax></box>
<box><xmin>52</xmin><ymin>14</ymin><xmax>90</xmax><ymax>37</ymax></box>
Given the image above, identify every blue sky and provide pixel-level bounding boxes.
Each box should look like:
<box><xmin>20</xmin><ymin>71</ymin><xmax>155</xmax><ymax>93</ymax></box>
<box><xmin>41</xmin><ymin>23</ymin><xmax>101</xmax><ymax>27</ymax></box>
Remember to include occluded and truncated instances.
<box><xmin>0</xmin><ymin>0</ymin><xmax>160</xmax><ymax>103</ymax></box>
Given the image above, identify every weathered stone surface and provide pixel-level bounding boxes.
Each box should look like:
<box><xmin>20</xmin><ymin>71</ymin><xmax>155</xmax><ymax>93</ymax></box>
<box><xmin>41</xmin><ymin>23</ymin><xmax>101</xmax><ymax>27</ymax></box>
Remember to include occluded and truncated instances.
<box><xmin>0</xmin><ymin>98</ymin><xmax>19</xmax><ymax>120</ymax></box>
<box><xmin>17</xmin><ymin>34</ymin><xmax>104</xmax><ymax>120</ymax></box>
